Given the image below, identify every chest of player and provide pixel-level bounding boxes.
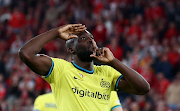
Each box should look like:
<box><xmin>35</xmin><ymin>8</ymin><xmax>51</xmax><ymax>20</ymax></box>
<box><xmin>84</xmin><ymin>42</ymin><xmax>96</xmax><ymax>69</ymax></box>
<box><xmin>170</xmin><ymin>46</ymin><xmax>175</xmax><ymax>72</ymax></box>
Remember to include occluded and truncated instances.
<box><xmin>59</xmin><ymin>68</ymin><xmax>113</xmax><ymax>92</ymax></box>
<box><xmin>58</xmin><ymin>69</ymin><xmax>112</xmax><ymax>101</ymax></box>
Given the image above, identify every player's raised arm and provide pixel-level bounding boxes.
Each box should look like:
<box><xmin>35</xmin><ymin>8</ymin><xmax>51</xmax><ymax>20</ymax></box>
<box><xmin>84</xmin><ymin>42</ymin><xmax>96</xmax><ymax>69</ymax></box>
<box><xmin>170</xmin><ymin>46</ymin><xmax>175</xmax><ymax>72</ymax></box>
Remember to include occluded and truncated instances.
<box><xmin>19</xmin><ymin>24</ymin><xmax>86</xmax><ymax>76</ymax></box>
<box><xmin>90</xmin><ymin>40</ymin><xmax>150</xmax><ymax>95</ymax></box>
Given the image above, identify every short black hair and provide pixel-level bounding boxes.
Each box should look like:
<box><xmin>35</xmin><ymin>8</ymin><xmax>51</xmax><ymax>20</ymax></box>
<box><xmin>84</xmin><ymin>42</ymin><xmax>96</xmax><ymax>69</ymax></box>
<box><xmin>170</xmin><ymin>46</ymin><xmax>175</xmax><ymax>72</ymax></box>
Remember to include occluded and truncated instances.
<box><xmin>66</xmin><ymin>38</ymin><xmax>76</xmax><ymax>50</ymax></box>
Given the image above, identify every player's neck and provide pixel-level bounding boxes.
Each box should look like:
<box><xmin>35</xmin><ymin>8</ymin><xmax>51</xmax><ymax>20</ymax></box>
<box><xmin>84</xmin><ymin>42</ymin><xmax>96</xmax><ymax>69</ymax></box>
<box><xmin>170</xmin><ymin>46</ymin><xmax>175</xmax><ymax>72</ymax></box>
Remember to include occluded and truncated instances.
<box><xmin>72</xmin><ymin>60</ymin><xmax>94</xmax><ymax>71</ymax></box>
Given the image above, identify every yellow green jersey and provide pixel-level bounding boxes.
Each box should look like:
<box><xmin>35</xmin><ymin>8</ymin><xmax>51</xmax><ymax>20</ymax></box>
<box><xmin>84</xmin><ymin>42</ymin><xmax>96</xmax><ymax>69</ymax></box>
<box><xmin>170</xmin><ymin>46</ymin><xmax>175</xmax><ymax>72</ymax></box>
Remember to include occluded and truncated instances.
<box><xmin>109</xmin><ymin>91</ymin><xmax>122</xmax><ymax>111</ymax></box>
<box><xmin>33</xmin><ymin>92</ymin><xmax>121</xmax><ymax>111</ymax></box>
<box><xmin>33</xmin><ymin>93</ymin><xmax>57</xmax><ymax>111</ymax></box>
<box><xmin>43</xmin><ymin>58</ymin><xmax>123</xmax><ymax>111</ymax></box>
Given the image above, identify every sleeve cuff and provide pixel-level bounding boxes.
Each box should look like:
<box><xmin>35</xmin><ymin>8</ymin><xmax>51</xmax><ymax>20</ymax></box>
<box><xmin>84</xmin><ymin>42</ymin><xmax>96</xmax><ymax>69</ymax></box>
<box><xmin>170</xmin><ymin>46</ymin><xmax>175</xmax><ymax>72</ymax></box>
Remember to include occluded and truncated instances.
<box><xmin>115</xmin><ymin>75</ymin><xmax>123</xmax><ymax>91</ymax></box>
<box><xmin>41</xmin><ymin>58</ymin><xmax>54</xmax><ymax>78</ymax></box>
<box><xmin>111</xmin><ymin>105</ymin><xmax>122</xmax><ymax>111</ymax></box>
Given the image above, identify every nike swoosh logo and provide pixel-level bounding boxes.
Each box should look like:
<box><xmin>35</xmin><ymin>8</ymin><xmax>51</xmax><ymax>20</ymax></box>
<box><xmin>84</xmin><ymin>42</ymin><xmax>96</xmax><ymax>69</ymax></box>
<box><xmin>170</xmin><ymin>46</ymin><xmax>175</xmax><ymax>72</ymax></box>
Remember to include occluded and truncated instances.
<box><xmin>74</xmin><ymin>76</ymin><xmax>78</xmax><ymax>79</ymax></box>
<box><xmin>74</xmin><ymin>76</ymin><xmax>83</xmax><ymax>81</ymax></box>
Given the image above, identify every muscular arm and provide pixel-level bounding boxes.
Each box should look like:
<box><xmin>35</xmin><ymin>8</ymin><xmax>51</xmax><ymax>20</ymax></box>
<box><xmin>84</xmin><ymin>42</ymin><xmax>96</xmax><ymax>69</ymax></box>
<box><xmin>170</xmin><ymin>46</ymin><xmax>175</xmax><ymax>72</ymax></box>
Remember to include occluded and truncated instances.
<box><xmin>108</xmin><ymin>58</ymin><xmax>150</xmax><ymax>95</ymax></box>
<box><xmin>19</xmin><ymin>24</ymin><xmax>86</xmax><ymax>76</ymax></box>
<box><xmin>19</xmin><ymin>28</ymin><xmax>58</xmax><ymax>76</ymax></box>
<box><xmin>90</xmin><ymin>41</ymin><xmax>150</xmax><ymax>95</ymax></box>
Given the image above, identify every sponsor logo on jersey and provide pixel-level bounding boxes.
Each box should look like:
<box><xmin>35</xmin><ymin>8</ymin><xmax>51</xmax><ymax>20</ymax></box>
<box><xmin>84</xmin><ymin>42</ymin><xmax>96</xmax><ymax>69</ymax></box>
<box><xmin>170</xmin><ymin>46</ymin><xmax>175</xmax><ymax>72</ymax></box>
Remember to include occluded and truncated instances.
<box><xmin>100</xmin><ymin>79</ymin><xmax>110</xmax><ymax>88</ymax></box>
<box><xmin>72</xmin><ymin>86</ymin><xmax>110</xmax><ymax>100</ymax></box>
<box><xmin>74</xmin><ymin>76</ymin><xmax>78</xmax><ymax>79</ymax></box>
<box><xmin>74</xmin><ymin>76</ymin><xmax>83</xmax><ymax>81</ymax></box>
<box><xmin>45</xmin><ymin>103</ymin><xmax>57</xmax><ymax>108</ymax></box>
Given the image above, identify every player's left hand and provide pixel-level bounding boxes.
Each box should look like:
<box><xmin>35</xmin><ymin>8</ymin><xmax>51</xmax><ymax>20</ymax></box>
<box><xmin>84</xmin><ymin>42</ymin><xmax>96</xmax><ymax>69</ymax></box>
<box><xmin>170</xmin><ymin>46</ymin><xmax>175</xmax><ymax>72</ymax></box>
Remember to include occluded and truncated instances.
<box><xmin>90</xmin><ymin>40</ymin><xmax>114</xmax><ymax>63</ymax></box>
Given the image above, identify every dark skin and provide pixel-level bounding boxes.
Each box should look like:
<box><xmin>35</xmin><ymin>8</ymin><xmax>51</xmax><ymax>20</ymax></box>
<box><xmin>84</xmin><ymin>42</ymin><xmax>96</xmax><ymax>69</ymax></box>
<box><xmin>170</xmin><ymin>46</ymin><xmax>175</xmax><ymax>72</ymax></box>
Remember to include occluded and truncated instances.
<box><xmin>19</xmin><ymin>24</ymin><xmax>150</xmax><ymax>95</ymax></box>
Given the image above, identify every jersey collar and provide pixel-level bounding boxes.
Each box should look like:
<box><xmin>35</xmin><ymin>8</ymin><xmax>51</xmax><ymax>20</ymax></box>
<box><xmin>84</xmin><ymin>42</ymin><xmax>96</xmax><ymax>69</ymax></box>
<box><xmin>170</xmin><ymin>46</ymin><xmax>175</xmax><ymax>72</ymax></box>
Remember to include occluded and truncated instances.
<box><xmin>72</xmin><ymin>62</ymin><xmax>94</xmax><ymax>74</ymax></box>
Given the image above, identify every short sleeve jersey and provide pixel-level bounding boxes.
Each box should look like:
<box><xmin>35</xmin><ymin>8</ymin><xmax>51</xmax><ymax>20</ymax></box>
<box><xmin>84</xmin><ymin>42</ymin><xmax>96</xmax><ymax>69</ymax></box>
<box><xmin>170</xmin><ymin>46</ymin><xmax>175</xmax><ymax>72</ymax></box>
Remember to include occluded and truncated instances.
<box><xmin>43</xmin><ymin>58</ymin><xmax>123</xmax><ymax>111</ymax></box>
<box><xmin>109</xmin><ymin>91</ymin><xmax>122</xmax><ymax>111</ymax></box>
<box><xmin>33</xmin><ymin>93</ymin><xmax>57</xmax><ymax>111</ymax></box>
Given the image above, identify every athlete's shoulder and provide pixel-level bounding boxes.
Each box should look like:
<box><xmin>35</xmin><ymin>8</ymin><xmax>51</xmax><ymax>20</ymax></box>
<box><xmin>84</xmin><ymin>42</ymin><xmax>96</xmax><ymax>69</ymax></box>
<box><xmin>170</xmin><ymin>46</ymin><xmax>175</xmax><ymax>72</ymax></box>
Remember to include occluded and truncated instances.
<box><xmin>94</xmin><ymin>65</ymin><xmax>116</xmax><ymax>73</ymax></box>
<box><xmin>93</xmin><ymin>65</ymin><xmax>115</xmax><ymax>77</ymax></box>
<box><xmin>51</xmin><ymin>57</ymin><xmax>69</xmax><ymax>63</ymax></box>
<box><xmin>51</xmin><ymin>57</ymin><xmax>72</xmax><ymax>67</ymax></box>
<box><xmin>94</xmin><ymin>65</ymin><xmax>111</xmax><ymax>70</ymax></box>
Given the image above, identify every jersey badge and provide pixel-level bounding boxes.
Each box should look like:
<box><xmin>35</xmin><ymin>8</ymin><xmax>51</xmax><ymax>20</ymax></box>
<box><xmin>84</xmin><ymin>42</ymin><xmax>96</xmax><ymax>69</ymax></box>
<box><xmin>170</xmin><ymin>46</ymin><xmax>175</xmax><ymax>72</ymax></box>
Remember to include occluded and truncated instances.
<box><xmin>79</xmin><ymin>74</ymin><xmax>83</xmax><ymax>78</ymax></box>
<box><xmin>100</xmin><ymin>79</ymin><xmax>110</xmax><ymax>88</ymax></box>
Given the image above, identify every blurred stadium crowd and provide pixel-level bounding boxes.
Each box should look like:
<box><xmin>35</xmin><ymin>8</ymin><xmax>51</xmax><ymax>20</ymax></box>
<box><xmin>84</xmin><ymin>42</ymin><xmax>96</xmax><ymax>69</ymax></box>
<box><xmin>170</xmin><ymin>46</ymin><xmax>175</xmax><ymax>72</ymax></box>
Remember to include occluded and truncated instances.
<box><xmin>0</xmin><ymin>0</ymin><xmax>180</xmax><ymax>111</ymax></box>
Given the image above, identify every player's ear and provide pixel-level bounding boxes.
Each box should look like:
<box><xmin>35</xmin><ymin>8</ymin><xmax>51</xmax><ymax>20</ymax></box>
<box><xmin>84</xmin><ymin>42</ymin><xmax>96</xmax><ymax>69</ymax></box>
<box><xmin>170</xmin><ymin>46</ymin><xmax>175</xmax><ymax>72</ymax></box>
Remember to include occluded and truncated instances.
<box><xmin>67</xmin><ymin>48</ymin><xmax>75</xmax><ymax>54</ymax></box>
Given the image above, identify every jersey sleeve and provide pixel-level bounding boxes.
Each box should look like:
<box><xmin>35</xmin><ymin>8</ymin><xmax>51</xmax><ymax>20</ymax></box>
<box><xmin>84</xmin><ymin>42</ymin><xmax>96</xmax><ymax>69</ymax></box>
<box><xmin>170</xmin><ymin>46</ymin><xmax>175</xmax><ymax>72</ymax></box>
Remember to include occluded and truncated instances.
<box><xmin>42</xmin><ymin>57</ymin><xmax>68</xmax><ymax>83</ymax></box>
<box><xmin>109</xmin><ymin>66</ymin><xmax>123</xmax><ymax>91</ymax></box>
<box><xmin>33</xmin><ymin>96</ymin><xmax>43</xmax><ymax>111</ymax></box>
<box><xmin>109</xmin><ymin>91</ymin><xmax>122</xmax><ymax>111</ymax></box>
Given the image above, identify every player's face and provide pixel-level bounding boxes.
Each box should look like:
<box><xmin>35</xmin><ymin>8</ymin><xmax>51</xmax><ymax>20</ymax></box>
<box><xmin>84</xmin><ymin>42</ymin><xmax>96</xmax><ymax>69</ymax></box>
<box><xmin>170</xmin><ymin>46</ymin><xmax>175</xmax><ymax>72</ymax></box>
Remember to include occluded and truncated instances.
<box><xmin>75</xmin><ymin>31</ymin><xmax>95</xmax><ymax>62</ymax></box>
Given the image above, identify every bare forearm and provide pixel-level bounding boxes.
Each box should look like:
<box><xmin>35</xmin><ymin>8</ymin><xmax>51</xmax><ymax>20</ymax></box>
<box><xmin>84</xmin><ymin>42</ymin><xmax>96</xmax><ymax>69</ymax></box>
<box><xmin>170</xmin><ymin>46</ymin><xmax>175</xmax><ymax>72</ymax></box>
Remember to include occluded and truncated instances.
<box><xmin>19</xmin><ymin>28</ymin><xmax>59</xmax><ymax>55</ymax></box>
<box><xmin>108</xmin><ymin>58</ymin><xmax>150</xmax><ymax>94</ymax></box>
<box><xmin>18</xmin><ymin>28</ymin><xmax>59</xmax><ymax>75</ymax></box>
<box><xmin>18</xmin><ymin>24</ymin><xmax>85</xmax><ymax>76</ymax></box>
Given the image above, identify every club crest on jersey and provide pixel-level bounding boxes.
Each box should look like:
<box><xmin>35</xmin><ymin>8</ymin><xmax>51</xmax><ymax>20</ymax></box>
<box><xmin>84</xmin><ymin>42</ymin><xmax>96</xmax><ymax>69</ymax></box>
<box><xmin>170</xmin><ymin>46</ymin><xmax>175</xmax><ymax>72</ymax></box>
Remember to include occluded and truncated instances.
<box><xmin>79</xmin><ymin>74</ymin><xmax>83</xmax><ymax>78</ymax></box>
<box><xmin>100</xmin><ymin>79</ymin><xmax>110</xmax><ymax>88</ymax></box>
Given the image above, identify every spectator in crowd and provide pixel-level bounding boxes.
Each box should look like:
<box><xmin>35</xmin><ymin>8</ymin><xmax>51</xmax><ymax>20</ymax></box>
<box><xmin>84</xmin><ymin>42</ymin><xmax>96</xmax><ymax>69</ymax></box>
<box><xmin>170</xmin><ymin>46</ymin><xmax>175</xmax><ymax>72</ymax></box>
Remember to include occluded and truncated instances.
<box><xmin>8</xmin><ymin>7</ymin><xmax>26</xmax><ymax>29</ymax></box>
<box><xmin>143</xmin><ymin>101</ymin><xmax>154</xmax><ymax>111</ymax></box>
<box><xmin>130</xmin><ymin>102</ymin><xmax>140</xmax><ymax>111</ymax></box>
<box><xmin>106</xmin><ymin>37</ymin><xmax>123</xmax><ymax>61</ymax></box>
<box><xmin>165</xmin><ymin>22</ymin><xmax>179</xmax><ymax>42</ymax></box>
<box><xmin>148</xmin><ymin>38</ymin><xmax>163</xmax><ymax>59</ymax></box>
<box><xmin>154</xmin><ymin>54</ymin><xmax>173</xmax><ymax>80</ymax></box>
<box><xmin>0</xmin><ymin>55</ymin><xmax>6</xmax><ymax>78</ymax></box>
<box><xmin>155</xmin><ymin>100</ymin><xmax>170</xmax><ymax>111</ymax></box>
<box><xmin>167</xmin><ymin>43</ymin><xmax>180</xmax><ymax>71</ymax></box>
<box><xmin>155</xmin><ymin>72</ymin><xmax>170</xmax><ymax>96</ymax></box>
<box><xmin>165</xmin><ymin>72</ymin><xmax>180</xmax><ymax>110</ymax></box>
<box><xmin>0</xmin><ymin>73</ymin><xmax>7</xmax><ymax>100</ymax></box>
<box><xmin>92</xmin><ymin>16</ymin><xmax>107</xmax><ymax>47</ymax></box>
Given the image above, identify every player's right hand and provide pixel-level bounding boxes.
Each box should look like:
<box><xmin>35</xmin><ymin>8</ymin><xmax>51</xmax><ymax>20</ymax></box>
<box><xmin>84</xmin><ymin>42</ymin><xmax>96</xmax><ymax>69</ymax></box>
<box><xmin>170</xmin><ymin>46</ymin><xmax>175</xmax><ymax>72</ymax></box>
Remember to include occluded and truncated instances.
<box><xmin>58</xmin><ymin>24</ymin><xmax>86</xmax><ymax>40</ymax></box>
<box><xmin>90</xmin><ymin>39</ymin><xmax>115</xmax><ymax>64</ymax></box>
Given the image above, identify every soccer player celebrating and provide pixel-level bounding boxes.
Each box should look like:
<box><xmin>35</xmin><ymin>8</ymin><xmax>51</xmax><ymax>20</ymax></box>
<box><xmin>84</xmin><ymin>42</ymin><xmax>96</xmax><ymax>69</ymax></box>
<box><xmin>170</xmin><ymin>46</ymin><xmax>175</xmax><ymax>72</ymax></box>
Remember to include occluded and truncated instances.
<box><xmin>19</xmin><ymin>24</ymin><xmax>150</xmax><ymax>111</ymax></box>
<box><xmin>33</xmin><ymin>93</ymin><xmax>57</xmax><ymax>111</ymax></box>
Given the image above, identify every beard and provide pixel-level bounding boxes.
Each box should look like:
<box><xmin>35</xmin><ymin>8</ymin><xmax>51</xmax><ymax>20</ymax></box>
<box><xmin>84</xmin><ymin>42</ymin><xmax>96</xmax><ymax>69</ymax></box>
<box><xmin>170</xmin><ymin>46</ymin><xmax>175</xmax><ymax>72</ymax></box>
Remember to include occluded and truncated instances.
<box><xmin>76</xmin><ymin>45</ymin><xmax>94</xmax><ymax>62</ymax></box>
